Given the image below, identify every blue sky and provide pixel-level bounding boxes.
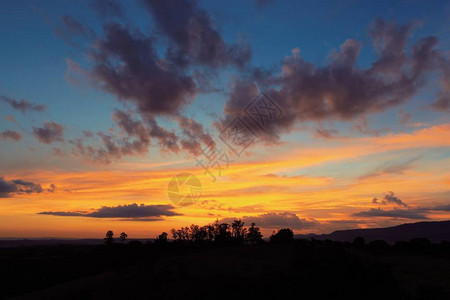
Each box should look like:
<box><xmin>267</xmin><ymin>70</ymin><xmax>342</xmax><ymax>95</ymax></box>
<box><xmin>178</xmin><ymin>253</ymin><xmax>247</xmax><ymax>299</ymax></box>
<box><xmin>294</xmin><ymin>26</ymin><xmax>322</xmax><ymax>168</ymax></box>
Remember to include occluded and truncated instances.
<box><xmin>1</xmin><ymin>0</ymin><xmax>450</xmax><ymax>237</ymax></box>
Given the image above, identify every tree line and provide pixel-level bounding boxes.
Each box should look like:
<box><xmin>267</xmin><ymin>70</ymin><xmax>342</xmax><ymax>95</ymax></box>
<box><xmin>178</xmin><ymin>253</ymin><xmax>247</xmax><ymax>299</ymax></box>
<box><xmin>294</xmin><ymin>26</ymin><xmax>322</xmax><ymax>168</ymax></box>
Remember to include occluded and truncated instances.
<box><xmin>105</xmin><ymin>220</ymin><xmax>295</xmax><ymax>245</ymax></box>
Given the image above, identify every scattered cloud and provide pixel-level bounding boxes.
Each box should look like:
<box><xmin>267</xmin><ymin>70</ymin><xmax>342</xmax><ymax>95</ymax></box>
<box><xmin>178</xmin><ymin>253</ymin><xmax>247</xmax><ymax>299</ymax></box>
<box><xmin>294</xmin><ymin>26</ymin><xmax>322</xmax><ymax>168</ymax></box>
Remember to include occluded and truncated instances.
<box><xmin>33</xmin><ymin>122</ymin><xmax>64</xmax><ymax>144</ymax></box>
<box><xmin>223</xmin><ymin>19</ymin><xmax>449</xmax><ymax>141</ymax></box>
<box><xmin>0</xmin><ymin>130</ymin><xmax>22</xmax><ymax>141</ymax></box>
<box><xmin>0</xmin><ymin>96</ymin><xmax>46</xmax><ymax>113</ymax></box>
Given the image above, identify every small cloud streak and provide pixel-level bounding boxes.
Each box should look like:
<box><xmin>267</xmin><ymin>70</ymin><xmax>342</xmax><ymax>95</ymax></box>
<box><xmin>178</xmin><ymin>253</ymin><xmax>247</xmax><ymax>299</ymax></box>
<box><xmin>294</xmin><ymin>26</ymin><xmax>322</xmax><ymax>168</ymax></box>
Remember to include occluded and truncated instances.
<box><xmin>0</xmin><ymin>95</ymin><xmax>46</xmax><ymax>113</ymax></box>
<box><xmin>0</xmin><ymin>130</ymin><xmax>22</xmax><ymax>141</ymax></box>
<box><xmin>353</xmin><ymin>208</ymin><xmax>428</xmax><ymax>220</ymax></box>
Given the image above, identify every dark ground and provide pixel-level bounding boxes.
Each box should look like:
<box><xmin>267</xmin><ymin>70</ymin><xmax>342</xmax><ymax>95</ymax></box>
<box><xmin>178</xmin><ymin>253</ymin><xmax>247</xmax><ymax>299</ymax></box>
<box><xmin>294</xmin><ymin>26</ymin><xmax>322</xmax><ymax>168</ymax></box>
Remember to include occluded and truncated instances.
<box><xmin>1</xmin><ymin>239</ymin><xmax>450</xmax><ymax>299</ymax></box>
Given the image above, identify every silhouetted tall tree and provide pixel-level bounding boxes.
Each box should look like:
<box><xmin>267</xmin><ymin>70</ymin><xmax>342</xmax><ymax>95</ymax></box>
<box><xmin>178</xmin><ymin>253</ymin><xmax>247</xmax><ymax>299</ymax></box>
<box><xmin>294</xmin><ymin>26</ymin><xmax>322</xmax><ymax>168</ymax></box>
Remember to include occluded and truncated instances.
<box><xmin>190</xmin><ymin>225</ymin><xmax>207</xmax><ymax>243</ymax></box>
<box><xmin>214</xmin><ymin>221</ymin><xmax>231</xmax><ymax>244</ymax></box>
<box><xmin>170</xmin><ymin>227</ymin><xmax>190</xmax><ymax>242</ymax></box>
<box><xmin>246</xmin><ymin>223</ymin><xmax>263</xmax><ymax>244</ymax></box>
<box><xmin>231</xmin><ymin>220</ymin><xmax>246</xmax><ymax>243</ymax></box>
<box><xmin>104</xmin><ymin>230</ymin><xmax>114</xmax><ymax>245</ymax></box>
<box><xmin>206</xmin><ymin>225</ymin><xmax>215</xmax><ymax>242</ymax></box>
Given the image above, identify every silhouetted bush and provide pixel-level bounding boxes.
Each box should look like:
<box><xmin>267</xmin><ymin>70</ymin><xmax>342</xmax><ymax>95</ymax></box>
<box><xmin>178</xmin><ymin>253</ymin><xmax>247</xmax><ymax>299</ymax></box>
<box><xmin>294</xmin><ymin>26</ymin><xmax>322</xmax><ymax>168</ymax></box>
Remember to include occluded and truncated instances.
<box><xmin>155</xmin><ymin>232</ymin><xmax>168</xmax><ymax>245</ymax></box>
<box><xmin>270</xmin><ymin>228</ymin><xmax>294</xmax><ymax>244</ymax></box>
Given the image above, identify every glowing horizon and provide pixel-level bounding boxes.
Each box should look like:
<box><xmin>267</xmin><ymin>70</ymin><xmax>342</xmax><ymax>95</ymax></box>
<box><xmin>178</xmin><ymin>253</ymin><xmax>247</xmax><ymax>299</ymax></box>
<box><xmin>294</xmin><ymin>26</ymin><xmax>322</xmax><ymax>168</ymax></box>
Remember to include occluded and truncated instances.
<box><xmin>1</xmin><ymin>0</ymin><xmax>449</xmax><ymax>239</ymax></box>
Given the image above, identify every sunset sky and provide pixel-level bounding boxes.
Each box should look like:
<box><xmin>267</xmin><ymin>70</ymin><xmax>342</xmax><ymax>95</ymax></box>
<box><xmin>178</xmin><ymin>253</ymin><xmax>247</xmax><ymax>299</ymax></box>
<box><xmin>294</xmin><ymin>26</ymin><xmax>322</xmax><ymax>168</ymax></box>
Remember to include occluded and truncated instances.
<box><xmin>1</xmin><ymin>0</ymin><xmax>450</xmax><ymax>238</ymax></box>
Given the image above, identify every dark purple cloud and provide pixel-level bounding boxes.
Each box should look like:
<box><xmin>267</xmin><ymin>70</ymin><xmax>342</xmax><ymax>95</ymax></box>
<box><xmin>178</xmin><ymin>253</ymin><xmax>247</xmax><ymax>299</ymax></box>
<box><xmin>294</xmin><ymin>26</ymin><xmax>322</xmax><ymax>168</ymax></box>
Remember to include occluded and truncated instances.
<box><xmin>70</xmin><ymin>110</ymin><xmax>185</xmax><ymax>163</ymax></box>
<box><xmin>142</xmin><ymin>0</ymin><xmax>251</xmax><ymax>68</ymax></box>
<box><xmin>0</xmin><ymin>178</ymin><xmax>50</xmax><ymax>198</ymax></box>
<box><xmin>0</xmin><ymin>178</ymin><xmax>17</xmax><ymax>198</ymax></box>
<box><xmin>0</xmin><ymin>130</ymin><xmax>22</xmax><ymax>141</ymax></box>
<box><xmin>112</xmin><ymin>109</ymin><xmax>151</xmax><ymax>154</ymax></box>
<box><xmin>90</xmin><ymin>22</ymin><xmax>196</xmax><ymax>116</ymax></box>
<box><xmin>33</xmin><ymin>121</ymin><xmax>64</xmax><ymax>144</ymax></box>
<box><xmin>38</xmin><ymin>203</ymin><xmax>180</xmax><ymax>221</ymax></box>
<box><xmin>378</xmin><ymin>191</ymin><xmax>408</xmax><ymax>207</ymax></box>
<box><xmin>221</xmin><ymin>212</ymin><xmax>317</xmax><ymax>230</ymax></box>
<box><xmin>223</xmin><ymin>19</ymin><xmax>448</xmax><ymax>142</ymax></box>
<box><xmin>59</xmin><ymin>1</ymin><xmax>252</xmax><ymax>162</ymax></box>
<box><xmin>0</xmin><ymin>96</ymin><xmax>46</xmax><ymax>113</ymax></box>
<box><xmin>76</xmin><ymin>110</ymin><xmax>216</xmax><ymax>162</ymax></box>
<box><xmin>176</xmin><ymin>115</ymin><xmax>215</xmax><ymax>156</ymax></box>
<box><xmin>431</xmin><ymin>59</ymin><xmax>450</xmax><ymax>112</ymax></box>
<box><xmin>353</xmin><ymin>208</ymin><xmax>428</xmax><ymax>220</ymax></box>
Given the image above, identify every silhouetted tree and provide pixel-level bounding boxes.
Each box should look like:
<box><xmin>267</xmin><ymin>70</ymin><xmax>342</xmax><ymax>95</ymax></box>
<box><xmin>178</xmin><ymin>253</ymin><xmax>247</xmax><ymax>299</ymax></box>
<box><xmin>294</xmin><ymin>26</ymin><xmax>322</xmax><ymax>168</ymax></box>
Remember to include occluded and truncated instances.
<box><xmin>246</xmin><ymin>223</ymin><xmax>263</xmax><ymax>244</ymax></box>
<box><xmin>231</xmin><ymin>220</ymin><xmax>246</xmax><ymax>243</ymax></box>
<box><xmin>169</xmin><ymin>221</ymin><xmax>265</xmax><ymax>245</ymax></box>
<box><xmin>119</xmin><ymin>232</ymin><xmax>128</xmax><ymax>243</ymax></box>
<box><xmin>205</xmin><ymin>225</ymin><xmax>215</xmax><ymax>242</ymax></box>
<box><xmin>214</xmin><ymin>221</ymin><xmax>231</xmax><ymax>244</ymax></box>
<box><xmin>270</xmin><ymin>228</ymin><xmax>294</xmax><ymax>244</ymax></box>
<box><xmin>171</xmin><ymin>227</ymin><xmax>190</xmax><ymax>243</ymax></box>
<box><xmin>190</xmin><ymin>224</ymin><xmax>208</xmax><ymax>243</ymax></box>
<box><xmin>104</xmin><ymin>230</ymin><xmax>114</xmax><ymax>245</ymax></box>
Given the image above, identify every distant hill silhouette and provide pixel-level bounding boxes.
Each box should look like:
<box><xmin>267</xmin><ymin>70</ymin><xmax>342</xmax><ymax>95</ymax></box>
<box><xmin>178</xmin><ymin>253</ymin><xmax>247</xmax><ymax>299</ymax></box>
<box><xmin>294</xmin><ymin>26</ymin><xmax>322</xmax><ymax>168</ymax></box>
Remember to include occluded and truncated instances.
<box><xmin>295</xmin><ymin>220</ymin><xmax>450</xmax><ymax>243</ymax></box>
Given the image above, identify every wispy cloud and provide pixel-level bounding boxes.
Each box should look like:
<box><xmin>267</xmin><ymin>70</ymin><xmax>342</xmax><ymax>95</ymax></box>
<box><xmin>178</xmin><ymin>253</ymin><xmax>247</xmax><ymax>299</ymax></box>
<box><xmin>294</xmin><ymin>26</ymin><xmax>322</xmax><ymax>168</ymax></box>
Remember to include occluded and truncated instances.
<box><xmin>0</xmin><ymin>96</ymin><xmax>46</xmax><ymax>113</ymax></box>
<box><xmin>0</xmin><ymin>130</ymin><xmax>22</xmax><ymax>141</ymax></box>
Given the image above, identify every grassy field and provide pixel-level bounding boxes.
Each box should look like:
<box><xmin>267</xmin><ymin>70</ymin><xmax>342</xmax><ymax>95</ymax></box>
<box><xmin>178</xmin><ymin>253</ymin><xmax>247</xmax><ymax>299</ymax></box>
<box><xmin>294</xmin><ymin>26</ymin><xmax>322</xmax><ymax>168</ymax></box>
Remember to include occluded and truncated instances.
<box><xmin>1</xmin><ymin>239</ymin><xmax>450</xmax><ymax>299</ymax></box>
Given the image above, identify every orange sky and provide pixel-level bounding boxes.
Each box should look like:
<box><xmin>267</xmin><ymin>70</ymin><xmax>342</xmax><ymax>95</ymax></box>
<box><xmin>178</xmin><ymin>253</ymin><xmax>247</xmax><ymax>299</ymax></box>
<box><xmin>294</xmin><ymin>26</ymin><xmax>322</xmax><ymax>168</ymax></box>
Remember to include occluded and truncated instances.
<box><xmin>1</xmin><ymin>123</ymin><xmax>449</xmax><ymax>238</ymax></box>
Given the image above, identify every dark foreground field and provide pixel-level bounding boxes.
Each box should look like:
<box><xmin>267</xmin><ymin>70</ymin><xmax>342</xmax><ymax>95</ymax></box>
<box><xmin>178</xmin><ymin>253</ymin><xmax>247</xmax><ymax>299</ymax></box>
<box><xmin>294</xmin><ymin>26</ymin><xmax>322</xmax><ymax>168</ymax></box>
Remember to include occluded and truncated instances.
<box><xmin>1</xmin><ymin>239</ymin><xmax>450</xmax><ymax>299</ymax></box>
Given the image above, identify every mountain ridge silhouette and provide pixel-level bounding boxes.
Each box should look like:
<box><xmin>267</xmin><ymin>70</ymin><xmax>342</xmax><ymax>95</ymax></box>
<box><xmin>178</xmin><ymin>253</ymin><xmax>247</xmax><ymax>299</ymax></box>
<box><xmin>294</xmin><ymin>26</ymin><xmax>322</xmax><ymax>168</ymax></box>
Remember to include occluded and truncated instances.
<box><xmin>295</xmin><ymin>220</ymin><xmax>450</xmax><ymax>243</ymax></box>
